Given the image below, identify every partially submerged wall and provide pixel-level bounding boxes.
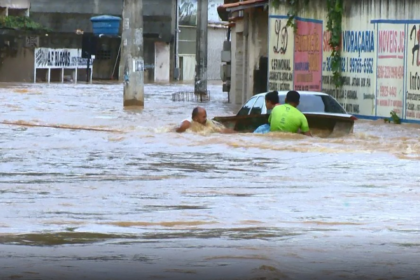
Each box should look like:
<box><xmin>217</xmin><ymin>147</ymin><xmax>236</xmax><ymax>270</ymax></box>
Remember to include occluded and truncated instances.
<box><xmin>0</xmin><ymin>32</ymin><xmax>119</xmax><ymax>82</ymax></box>
<box><xmin>0</xmin><ymin>48</ymin><xmax>34</xmax><ymax>83</ymax></box>
<box><xmin>268</xmin><ymin>0</ymin><xmax>420</xmax><ymax>122</ymax></box>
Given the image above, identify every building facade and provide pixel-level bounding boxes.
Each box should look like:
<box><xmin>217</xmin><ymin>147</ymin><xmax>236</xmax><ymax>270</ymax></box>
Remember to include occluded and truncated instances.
<box><xmin>0</xmin><ymin>0</ymin><xmax>229</xmax><ymax>84</ymax></box>
<box><xmin>31</xmin><ymin>0</ymin><xmax>176</xmax><ymax>83</ymax></box>
<box><xmin>268</xmin><ymin>0</ymin><xmax>420</xmax><ymax>123</ymax></box>
<box><xmin>221</xmin><ymin>0</ymin><xmax>420</xmax><ymax>123</ymax></box>
<box><xmin>178</xmin><ymin>0</ymin><xmax>228</xmax><ymax>81</ymax></box>
<box><xmin>0</xmin><ymin>0</ymin><xmax>177</xmax><ymax>83</ymax></box>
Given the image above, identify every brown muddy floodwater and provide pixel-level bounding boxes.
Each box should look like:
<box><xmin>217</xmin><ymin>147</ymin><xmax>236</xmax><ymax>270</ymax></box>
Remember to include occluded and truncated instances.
<box><xmin>0</xmin><ymin>82</ymin><xmax>419</xmax><ymax>280</ymax></box>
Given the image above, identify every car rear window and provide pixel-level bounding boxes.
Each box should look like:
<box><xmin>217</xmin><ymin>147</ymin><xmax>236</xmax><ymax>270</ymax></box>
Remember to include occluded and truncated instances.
<box><xmin>279</xmin><ymin>94</ymin><xmax>346</xmax><ymax>114</ymax></box>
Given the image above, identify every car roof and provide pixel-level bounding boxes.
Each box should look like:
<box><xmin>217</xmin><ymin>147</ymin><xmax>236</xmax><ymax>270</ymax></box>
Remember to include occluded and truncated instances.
<box><xmin>253</xmin><ymin>91</ymin><xmax>329</xmax><ymax>97</ymax></box>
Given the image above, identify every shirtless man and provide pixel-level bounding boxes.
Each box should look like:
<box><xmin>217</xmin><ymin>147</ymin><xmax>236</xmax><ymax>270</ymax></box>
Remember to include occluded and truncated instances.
<box><xmin>176</xmin><ymin>106</ymin><xmax>235</xmax><ymax>133</ymax></box>
<box><xmin>176</xmin><ymin>106</ymin><xmax>207</xmax><ymax>133</ymax></box>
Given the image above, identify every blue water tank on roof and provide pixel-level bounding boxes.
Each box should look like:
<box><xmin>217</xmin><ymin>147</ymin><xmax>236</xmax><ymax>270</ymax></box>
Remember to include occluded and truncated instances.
<box><xmin>90</xmin><ymin>15</ymin><xmax>121</xmax><ymax>36</ymax></box>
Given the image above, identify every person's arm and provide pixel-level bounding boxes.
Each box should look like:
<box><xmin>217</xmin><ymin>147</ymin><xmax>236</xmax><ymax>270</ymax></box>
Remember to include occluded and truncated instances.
<box><xmin>300</xmin><ymin>115</ymin><xmax>312</xmax><ymax>137</ymax></box>
<box><xmin>211</xmin><ymin>120</ymin><xmax>236</xmax><ymax>134</ymax></box>
<box><xmin>303</xmin><ymin>130</ymin><xmax>312</xmax><ymax>137</ymax></box>
<box><xmin>176</xmin><ymin>120</ymin><xmax>191</xmax><ymax>133</ymax></box>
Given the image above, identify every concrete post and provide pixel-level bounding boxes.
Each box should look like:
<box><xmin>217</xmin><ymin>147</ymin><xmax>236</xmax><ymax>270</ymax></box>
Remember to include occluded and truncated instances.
<box><xmin>194</xmin><ymin>0</ymin><xmax>208</xmax><ymax>95</ymax></box>
<box><xmin>174</xmin><ymin>0</ymin><xmax>180</xmax><ymax>80</ymax></box>
<box><xmin>120</xmin><ymin>0</ymin><xmax>145</xmax><ymax>107</ymax></box>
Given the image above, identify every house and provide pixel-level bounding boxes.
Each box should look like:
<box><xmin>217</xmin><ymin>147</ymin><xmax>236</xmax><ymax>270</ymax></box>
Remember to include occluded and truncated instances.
<box><xmin>217</xmin><ymin>0</ymin><xmax>268</xmax><ymax>105</ymax></box>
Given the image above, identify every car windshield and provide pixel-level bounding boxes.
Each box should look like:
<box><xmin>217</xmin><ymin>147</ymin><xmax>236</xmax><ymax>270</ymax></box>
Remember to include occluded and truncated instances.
<box><xmin>279</xmin><ymin>94</ymin><xmax>346</xmax><ymax>114</ymax></box>
<box><xmin>237</xmin><ymin>97</ymin><xmax>257</xmax><ymax>116</ymax></box>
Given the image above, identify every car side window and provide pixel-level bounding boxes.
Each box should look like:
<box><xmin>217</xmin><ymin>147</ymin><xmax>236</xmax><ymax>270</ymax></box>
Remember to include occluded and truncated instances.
<box><xmin>322</xmin><ymin>95</ymin><xmax>347</xmax><ymax>113</ymax></box>
<box><xmin>237</xmin><ymin>97</ymin><xmax>257</xmax><ymax>116</ymax></box>
<box><xmin>249</xmin><ymin>96</ymin><xmax>265</xmax><ymax>115</ymax></box>
<box><xmin>297</xmin><ymin>95</ymin><xmax>325</xmax><ymax>112</ymax></box>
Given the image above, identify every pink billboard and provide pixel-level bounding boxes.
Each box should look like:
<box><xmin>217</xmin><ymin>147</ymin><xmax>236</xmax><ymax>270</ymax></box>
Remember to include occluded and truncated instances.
<box><xmin>294</xmin><ymin>19</ymin><xmax>323</xmax><ymax>91</ymax></box>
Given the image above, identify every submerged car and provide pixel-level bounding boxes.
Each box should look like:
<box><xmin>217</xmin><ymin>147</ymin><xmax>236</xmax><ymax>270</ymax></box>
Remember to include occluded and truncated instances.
<box><xmin>213</xmin><ymin>91</ymin><xmax>357</xmax><ymax>137</ymax></box>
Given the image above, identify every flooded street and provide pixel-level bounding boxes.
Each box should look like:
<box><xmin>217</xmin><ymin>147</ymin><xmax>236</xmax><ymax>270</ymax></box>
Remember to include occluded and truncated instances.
<box><xmin>0</xmin><ymin>82</ymin><xmax>419</xmax><ymax>280</ymax></box>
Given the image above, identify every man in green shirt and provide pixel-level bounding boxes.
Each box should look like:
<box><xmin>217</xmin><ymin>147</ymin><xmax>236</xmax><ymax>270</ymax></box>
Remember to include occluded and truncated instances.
<box><xmin>268</xmin><ymin>90</ymin><xmax>312</xmax><ymax>137</ymax></box>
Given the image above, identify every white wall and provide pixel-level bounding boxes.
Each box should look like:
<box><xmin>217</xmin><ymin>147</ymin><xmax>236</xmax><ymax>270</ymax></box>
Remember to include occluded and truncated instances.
<box><xmin>180</xmin><ymin>54</ymin><xmax>196</xmax><ymax>81</ymax></box>
<box><xmin>207</xmin><ymin>27</ymin><xmax>227</xmax><ymax>80</ymax></box>
<box><xmin>154</xmin><ymin>42</ymin><xmax>170</xmax><ymax>82</ymax></box>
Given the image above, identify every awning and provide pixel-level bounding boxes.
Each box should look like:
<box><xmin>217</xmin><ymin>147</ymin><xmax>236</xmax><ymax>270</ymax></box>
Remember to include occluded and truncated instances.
<box><xmin>217</xmin><ymin>0</ymin><xmax>268</xmax><ymax>21</ymax></box>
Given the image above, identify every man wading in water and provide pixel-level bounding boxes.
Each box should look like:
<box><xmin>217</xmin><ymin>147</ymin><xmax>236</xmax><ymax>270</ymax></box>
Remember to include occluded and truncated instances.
<box><xmin>176</xmin><ymin>106</ymin><xmax>235</xmax><ymax>133</ymax></box>
<box><xmin>269</xmin><ymin>90</ymin><xmax>313</xmax><ymax>137</ymax></box>
<box><xmin>254</xmin><ymin>91</ymin><xmax>281</xmax><ymax>134</ymax></box>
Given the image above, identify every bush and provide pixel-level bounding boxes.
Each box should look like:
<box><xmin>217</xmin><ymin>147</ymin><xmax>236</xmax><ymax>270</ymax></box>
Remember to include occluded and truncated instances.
<box><xmin>0</xmin><ymin>16</ymin><xmax>51</xmax><ymax>31</ymax></box>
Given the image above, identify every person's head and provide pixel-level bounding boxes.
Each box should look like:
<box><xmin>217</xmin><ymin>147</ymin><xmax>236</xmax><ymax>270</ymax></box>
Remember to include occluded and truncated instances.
<box><xmin>265</xmin><ymin>91</ymin><xmax>280</xmax><ymax>110</ymax></box>
<box><xmin>192</xmin><ymin>106</ymin><xmax>207</xmax><ymax>125</ymax></box>
<box><xmin>285</xmin><ymin>90</ymin><xmax>300</xmax><ymax>107</ymax></box>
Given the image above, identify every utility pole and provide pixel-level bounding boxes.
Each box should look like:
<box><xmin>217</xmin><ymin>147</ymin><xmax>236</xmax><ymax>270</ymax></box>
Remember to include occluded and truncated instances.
<box><xmin>120</xmin><ymin>0</ymin><xmax>144</xmax><ymax>107</ymax></box>
<box><xmin>194</xmin><ymin>0</ymin><xmax>208</xmax><ymax>96</ymax></box>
